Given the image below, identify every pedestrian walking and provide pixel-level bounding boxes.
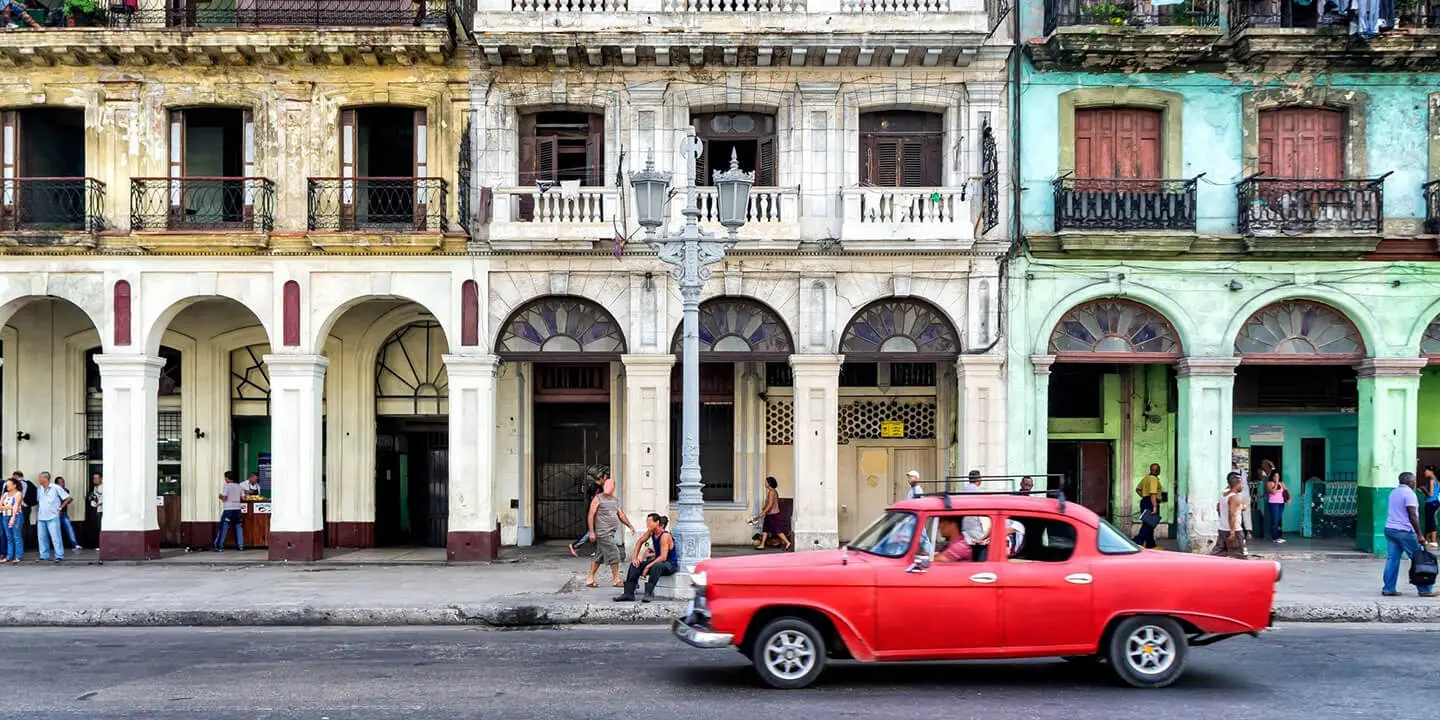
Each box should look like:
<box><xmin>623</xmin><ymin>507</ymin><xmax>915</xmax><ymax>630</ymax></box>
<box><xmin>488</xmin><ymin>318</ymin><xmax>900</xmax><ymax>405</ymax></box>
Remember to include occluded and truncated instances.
<box><xmin>1382</xmin><ymin>472</ymin><xmax>1436</xmax><ymax>598</ymax></box>
<box><xmin>1422</xmin><ymin>465</ymin><xmax>1439</xmax><ymax>550</ymax></box>
<box><xmin>0</xmin><ymin>478</ymin><xmax>22</xmax><ymax>563</ymax></box>
<box><xmin>1133</xmin><ymin>463</ymin><xmax>1163</xmax><ymax>549</ymax></box>
<box><xmin>33</xmin><ymin>472</ymin><xmax>69</xmax><ymax>562</ymax></box>
<box><xmin>1210</xmin><ymin>472</ymin><xmax>1249</xmax><ymax>559</ymax></box>
<box><xmin>1266</xmin><ymin>469</ymin><xmax>1288</xmax><ymax>544</ymax></box>
<box><xmin>213</xmin><ymin>471</ymin><xmax>245</xmax><ymax>552</ymax></box>
<box><xmin>53</xmin><ymin>477</ymin><xmax>81</xmax><ymax>550</ymax></box>
<box><xmin>749</xmin><ymin>476</ymin><xmax>791</xmax><ymax>551</ymax></box>
<box><xmin>614</xmin><ymin>513</ymin><xmax>678</xmax><ymax>603</ymax></box>
<box><xmin>583</xmin><ymin>476</ymin><xmax>635</xmax><ymax>589</ymax></box>
<box><xmin>568</xmin><ymin>469</ymin><xmax>607</xmax><ymax>558</ymax></box>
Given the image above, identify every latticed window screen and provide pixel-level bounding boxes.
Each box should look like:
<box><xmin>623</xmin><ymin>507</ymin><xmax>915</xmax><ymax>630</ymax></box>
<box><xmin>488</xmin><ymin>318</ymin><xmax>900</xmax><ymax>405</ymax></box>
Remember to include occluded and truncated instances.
<box><xmin>157</xmin><ymin>411</ymin><xmax>183</xmax><ymax>463</ymax></box>
<box><xmin>765</xmin><ymin>401</ymin><xmax>793</xmax><ymax>445</ymax></box>
<box><xmin>840</xmin><ymin>399</ymin><xmax>936</xmax><ymax>441</ymax></box>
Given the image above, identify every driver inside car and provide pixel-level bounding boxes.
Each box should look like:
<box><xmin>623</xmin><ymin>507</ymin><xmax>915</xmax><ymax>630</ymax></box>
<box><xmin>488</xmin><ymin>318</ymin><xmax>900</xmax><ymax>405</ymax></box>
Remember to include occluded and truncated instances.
<box><xmin>933</xmin><ymin>517</ymin><xmax>973</xmax><ymax>563</ymax></box>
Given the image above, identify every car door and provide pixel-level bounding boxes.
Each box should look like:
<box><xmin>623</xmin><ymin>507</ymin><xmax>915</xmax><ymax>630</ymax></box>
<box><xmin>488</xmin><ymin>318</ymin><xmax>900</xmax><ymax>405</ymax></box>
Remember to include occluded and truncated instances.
<box><xmin>874</xmin><ymin>512</ymin><xmax>1003</xmax><ymax>658</ymax></box>
<box><xmin>996</xmin><ymin>513</ymin><xmax>1096</xmax><ymax>654</ymax></box>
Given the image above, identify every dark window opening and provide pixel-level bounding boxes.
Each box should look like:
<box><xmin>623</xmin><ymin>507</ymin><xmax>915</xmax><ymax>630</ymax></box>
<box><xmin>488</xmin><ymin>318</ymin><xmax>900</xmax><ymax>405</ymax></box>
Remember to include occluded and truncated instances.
<box><xmin>1048</xmin><ymin>364</ymin><xmax>1109</xmax><ymax>418</ymax></box>
<box><xmin>519</xmin><ymin>111</ymin><xmax>604</xmax><ymax>187</ymax></box>
<box><xmin>860</xmin><ymin>110</ymin><xmax>943</xmax><ymax>188</ymax></box>
<box><xmin>765</xmin><ymin>362</ymin><xmax>793</xmax><ymax>388</ymax></box>
<box><xmin>670</xmin><ymin>402</ymin><xmax>735</xmax><ymax>503</ymax></box>
<box><xmin>339</xmin><ymin>106</ymin><xmax>427</xmax><ymax>230</ymax></box>
<box><xmin>692</xmin><ymin>111</ymin><xmax>777</xmax><ymax>187</ymax></box>
<box><xmin>3</xmin><ymin>108</ymin><xmax>88</xmax><ymax>231</ymax></box>
<box><xmin>1234</xmin><ymin>365</ymin><xmax>1357</xmax><ymax>410</ymax></box>
<box><xmin>170</xmin><ymin>107</ymin><xmax>251</xmax><ymax>227</ymax></box>
<box><xmin>838</xmin><ymin>362</ymin><xmax>937</xmax><ymax>387</ymax></box>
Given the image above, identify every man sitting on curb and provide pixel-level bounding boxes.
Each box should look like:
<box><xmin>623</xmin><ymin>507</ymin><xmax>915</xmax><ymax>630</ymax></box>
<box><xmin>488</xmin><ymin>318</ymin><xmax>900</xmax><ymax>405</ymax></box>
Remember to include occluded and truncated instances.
<box><xmin>615</xmin><ymin>514</ymin><xmax>677</xmax><ymax>603</ymax></box>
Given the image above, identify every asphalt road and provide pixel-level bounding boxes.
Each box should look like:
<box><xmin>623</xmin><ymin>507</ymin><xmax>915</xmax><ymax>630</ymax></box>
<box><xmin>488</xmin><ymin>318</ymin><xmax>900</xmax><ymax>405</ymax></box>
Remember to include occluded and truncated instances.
<box><xmin>3</xmin><ymin>624</ymin><xmax>1436</xmax><ymax>719</ymax></box>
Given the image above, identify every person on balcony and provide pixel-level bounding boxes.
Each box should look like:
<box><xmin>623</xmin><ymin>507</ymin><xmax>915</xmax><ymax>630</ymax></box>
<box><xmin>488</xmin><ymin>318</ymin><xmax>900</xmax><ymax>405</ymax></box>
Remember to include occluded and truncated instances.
<box><xmin>0</xmin><ymin>0</ymin><xmax>41</xmax><ymax>29</ymax></box>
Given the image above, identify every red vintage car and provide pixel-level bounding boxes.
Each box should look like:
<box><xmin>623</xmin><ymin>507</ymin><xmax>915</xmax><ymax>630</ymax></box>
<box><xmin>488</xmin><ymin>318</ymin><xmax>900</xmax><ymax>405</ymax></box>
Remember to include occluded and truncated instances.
<box><xmin>671</xmin><ymin>488</ymin><xmax>1280</xmax><ymax>689</ymax></box>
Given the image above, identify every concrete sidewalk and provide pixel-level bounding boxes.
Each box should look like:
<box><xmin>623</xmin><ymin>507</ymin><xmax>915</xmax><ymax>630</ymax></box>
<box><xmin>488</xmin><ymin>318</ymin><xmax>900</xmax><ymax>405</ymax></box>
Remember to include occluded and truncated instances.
<box><xmin>0</xmin><ymin>546</ymin><xmax>1434</xmax><ymax>627</ymax></box>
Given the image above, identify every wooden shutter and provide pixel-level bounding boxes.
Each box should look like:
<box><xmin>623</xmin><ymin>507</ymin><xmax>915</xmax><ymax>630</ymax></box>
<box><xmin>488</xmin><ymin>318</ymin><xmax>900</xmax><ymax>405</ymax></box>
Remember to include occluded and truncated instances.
<box><xmin>1075</xmin><ymin>107</ymin><xmax>1162</xmax><ymax>179</ymax></box>
<box><xmin>757</xmin><ymin>135</ymin><xmax>776</xmax><ymax>187</ymax></box>
<box><xmin>413</xmin><ymin>108</ymin><xmax>428</xmax><ymax>229</ymax></box>
<box><xmin>1259</xmin><ymin>107</ymin><xmax>1343</xmax><ymax>180</ymax></box>
<box><xmin>339</xmin><ymin>108</ymin><xmax>356</xmax><ymax>228</ymax></box>
<box><xmin>241</xmin><ymin>109</ymin><xmax>255</xmax><ymax>220</ymax></box>
<box><xmin>921</xmin><ymin>134</ymin><xmax>943</xmax><ymax>187</ymax></box>
<box><xmin>2</xmin><ymin>111</ymin><xmax>16</xmax><ymax>217</ymax></box>
<box><xmin>517</xmin><ymin>113</ymin><xmax>537</xmax><ymax>220</ymax></box>
<box><xmin>875</xmin><ymin>138</ymin><xmax>899</xmax><ymax>187</ymax></box>
<box><xmin>168</xmin><ymin>110</ymin><xmax>185</xmax><ymax>220</ymax></box>
<box><xmin>585</xmin><ymin>113</ymin><xmax>604</xmax><ymax>187</ymax></box>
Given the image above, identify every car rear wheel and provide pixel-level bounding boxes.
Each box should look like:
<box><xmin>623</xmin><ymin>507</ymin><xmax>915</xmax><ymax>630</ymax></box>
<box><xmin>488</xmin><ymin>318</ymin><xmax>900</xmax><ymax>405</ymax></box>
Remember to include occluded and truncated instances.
<box><xmin>1106</xmin><ymin>616</ymin><xmax>1188</xmax><ymax>689</ymax></box>
<box><xmin>751</xmin><ymin>617</ymin><xmax>827</xmax><ymax>690</ymax></box>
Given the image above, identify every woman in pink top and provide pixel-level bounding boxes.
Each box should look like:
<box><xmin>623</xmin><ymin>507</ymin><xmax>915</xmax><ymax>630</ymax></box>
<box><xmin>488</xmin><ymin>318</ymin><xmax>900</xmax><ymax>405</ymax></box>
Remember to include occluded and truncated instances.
<box><xmin>1</xmin><ymin>478</ymin><xmax>24</xmax><ymax>562</ymax></box>
<box><xmin>1265</xmin><ymin>470</ymin><xmax>1287</xmax><ymax>544</ymax></box>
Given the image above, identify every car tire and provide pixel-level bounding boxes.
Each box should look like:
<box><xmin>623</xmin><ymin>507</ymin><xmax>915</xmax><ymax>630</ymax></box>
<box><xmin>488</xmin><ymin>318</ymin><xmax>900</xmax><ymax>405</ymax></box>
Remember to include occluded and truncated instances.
<box><xmin>1106</xmin><ymin>616</ymin><xmax>1188</xmax><ymax>689</ymax></box>
<box><xmin>750</xmin><ymin>617</ymin><xmax>827</xmax><ymax>690</ymax></box>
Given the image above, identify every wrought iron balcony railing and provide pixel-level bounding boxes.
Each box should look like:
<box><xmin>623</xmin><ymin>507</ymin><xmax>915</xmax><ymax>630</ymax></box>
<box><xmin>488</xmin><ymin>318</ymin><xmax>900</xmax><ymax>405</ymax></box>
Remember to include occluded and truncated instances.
<box><xmin>1</xmin><ymin>178</ymin><xmax>107</xmax><ymax>233</ymax></box>
<box><xmin>1236</xmin><ymin>174</ymin><xmax>1389</xmax><ymax>236</ymax></box>
<box><xmin>1425</xmin><ymin>180</ymin><xmax>1440</xmax><ymax>234</ymax></box>
<box><xmin>106</xmin><ymin>0</ymin><xmax>451</xmax><ymax>28</ymax></box>
<box><xmin>1044</xmin><ymin>0</ymin><xmax>1218</xmax><ymax>34</ymax></box>
<box><xmin>130</xmin><ymin>177</ymin><xmax>276</xmax><ymax>232</ymax></box>
<box><xmin>1052</xmin><ymin>175</ymin><xmax>1201</xmax><ymax>232</ymax></box>
<box><xmin>1228</xmin><ymin>0</ymin><xmax>1439</xmax><ymax>32</ymax></box>
<box><xmin>307</xmin><ymin>177</ymin><xmax>449</xmax><ymax>232</ymax></box>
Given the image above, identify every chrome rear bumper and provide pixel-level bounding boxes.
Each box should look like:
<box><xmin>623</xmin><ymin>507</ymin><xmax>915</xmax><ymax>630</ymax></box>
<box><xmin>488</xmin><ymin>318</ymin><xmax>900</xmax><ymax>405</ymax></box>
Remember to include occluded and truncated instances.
<box><xmin>671</xmin><ymin>618</ymin><xmax>734</xmax><ymax>649</ymax></box>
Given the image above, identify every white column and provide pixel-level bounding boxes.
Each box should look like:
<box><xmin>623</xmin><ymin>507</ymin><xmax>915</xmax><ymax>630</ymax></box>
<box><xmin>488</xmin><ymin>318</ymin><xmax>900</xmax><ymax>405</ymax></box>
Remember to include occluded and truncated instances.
<box><xmin>791</xmin><ymin>354</ymin><xmax>843</xmax><ymax>550</ymax></box>
<box><xmin>1030</xmin><ymin>355</ymin><xmax>1055</xmax><ymax>489</ymax></box>
<box><xmin>95</xmin><ymin>354</ymin><xmax>164</xmax><ymax>561</ymax></box>
<box><xmin>444</xmin><ymin>354</ymin><xmax>501</xmax><ymax>560</ymax></box>
<box><xmin>264</xmin><ymin>354</ymin><xmax>329</xmax><ymax>561</ymax></box>
<box><xmin>1175</xmin><ymin>356</ymin><xmax>1240</xmax><ymax>554</ymax></box>
<box><xmin>621</xmin><ymin>354</ymin><xmax>674</xmax><ymax>519</ymax></box>
<box><xmin>956</xmin><ymin>353</ymin><xmax>1007</xmax><ymax>476</ymax></box>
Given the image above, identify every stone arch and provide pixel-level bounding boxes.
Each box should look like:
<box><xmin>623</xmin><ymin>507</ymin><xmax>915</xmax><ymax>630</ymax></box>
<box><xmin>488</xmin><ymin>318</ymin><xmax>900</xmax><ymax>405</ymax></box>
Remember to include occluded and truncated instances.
<box><xmin>1048</xmin><ymin>297</ymin><xmax>1184</xmax><ymax>362</ymax></box>
<box><xmin>0</xmin><ymin>274</ymin><xmax>108</xmax><ymax>348</ymax></box>
<box><xmin>311</xmin><ymin>289</ymin><xmax>454</xmax><ymax>357</ymax></box>
<box><xmin>495</xmin><ymin>294</ymin><xmax>627</xmax><ymax>360</ymax></box>
<box><xmin>1411</xmin><ymin>299</ymin><xmax>1440</xmax><ymax>359</ymax></box>
<box><xmin>669</xmin><ymin>296</ymin><xmax>795</xmax><ymax>360</ymax></box>
<box><xmin>142</xmin><ymin>291</ymin><xmax>275</xmax><ymax>357</ymax></box>
<box><xmin>1034</xmin><ymin>283</ymin><xmax>1198</xmax><ymax>358</ymax></box>
<box><xmin>839</xmin><ymin>296</ymin><xmax>961</xmax><ymax>360</ymax></box>
<box><xmin>1231</xmin><ymin>298</ymin><xmax>1367</xmax><ymax>363</ymax></box>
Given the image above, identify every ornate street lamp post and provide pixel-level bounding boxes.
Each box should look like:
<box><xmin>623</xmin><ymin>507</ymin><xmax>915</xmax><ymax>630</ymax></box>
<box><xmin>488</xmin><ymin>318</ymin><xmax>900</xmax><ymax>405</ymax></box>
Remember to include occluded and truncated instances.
<box><xmin>630</xmin><ymin>136</ymin><xmax>753</xmax><ymax>565</ymax></box>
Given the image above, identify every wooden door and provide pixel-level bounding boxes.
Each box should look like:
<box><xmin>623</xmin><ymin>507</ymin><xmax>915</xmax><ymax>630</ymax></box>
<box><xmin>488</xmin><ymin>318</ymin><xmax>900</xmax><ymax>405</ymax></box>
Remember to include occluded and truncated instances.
<box><xmin>338</xmin><ymin>108</ymin><xmax>357</xmax><ymax>229</ymax></box>
<box><xmin>757</xmin><ymin>136</ymin><xmax>776</xmax><ymax>187</ymax></box>
<box><xmin>1078</xmin><ymin>440</ymin><xmax>1112</xmax><ymax>519</ymax></box>
<box><xmin>1073</xmin><ymin>107</ymin><xmax>1162</xmax><ymax>179</ymax></box>
<box><xmin>2</xmin><ymin>110</ymin><xmax>17</xmax><ymax>225</ymax></box>
<box><xmin>241</xmin><ymin>110</ymin><xmax>255</xmax><ymax>223</ymax></box>
<box><xmin>1258</xmin><ymin>107</ymin><xmax>1343</xmax><ymax>179</ymax></box>
<box><xmin>848</xmin><ymin>447</ymin><xmax>891</xmax><ymax>542</ymax></box>
<box><xmin>168</xmin><ymin>110</ymin><xmax>186</xmax><ymax>224</ymax></box>
<box><xmin>585</xmin><ymin>113</ymin><xmax>604</xmax><ymax>187</ymax></box>
<box><xmin>412</xmin><ymin>109</ymin><xmax>428</xmax><ymax>229</ymax></box>
<box><xmin>425</xmin><ymin>430</ymin><xmax>448</xmax><ymax>548</ymax></box>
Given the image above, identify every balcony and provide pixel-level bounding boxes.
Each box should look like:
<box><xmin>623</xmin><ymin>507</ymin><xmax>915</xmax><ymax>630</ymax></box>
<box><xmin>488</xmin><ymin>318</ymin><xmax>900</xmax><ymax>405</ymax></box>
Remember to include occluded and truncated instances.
<box><xmin>0</xmin><ymin>178</ymin><xmax>107</xmax><ymax>245</ymax></box>
<box><xmin>486</xmin><ymin>185</ymin><xmax>622</xmax><ymax>250</ymax></box>
<box><xmin>1049</xmin><ymin>176</ymin><xmax>1200</xmax><ymax>254</ymax></box>
<box><xmin>0</xmin><ymin>0</ymin><xmax>456</xmax><ymax>68</ymax></box>
<box><xmin>1236</xmin><ymin>175</ymin><xmax>1389</xmax><ymax>254</ymax></box>
<box><xmin>130</xmin><ymin>177</ymin><xmax>275</xmax><ymax>244</ymax></box>
<box><xmin>307</xmin><ymin>178</ymin><xmax>449</xmax><ymax>245</ymax></box>
<box><xmin>840</xmin><ymin>186</ymin><xmax>971</xmax><ymax>245</ymax></box>
<box><xmin>1032</xmin><ymin>0</ymin><xmax>1223</xmax><ymax>70</ymax></box>
<box><xmin>685</xmin><ymin>186</ymin><xmax>801</xmax><ymax>248</ymax></box>
<box><xmin>472</xmin><ymin>0</ymin><xmax>991</xmax><ymax>68</ymax></box>
<box><xmin>1227</xmin><ymin>0</ymin><xmax>1440</xmax><ymax>71</ymax></box>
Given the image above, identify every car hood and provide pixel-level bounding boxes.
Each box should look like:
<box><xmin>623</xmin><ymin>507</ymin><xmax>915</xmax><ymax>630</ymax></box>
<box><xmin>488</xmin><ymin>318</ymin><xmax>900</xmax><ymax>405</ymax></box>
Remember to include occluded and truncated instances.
<box><xmin>697</xmin><ymin>549</ymin><xmax>858</xmax><ymax>573</ymax></box>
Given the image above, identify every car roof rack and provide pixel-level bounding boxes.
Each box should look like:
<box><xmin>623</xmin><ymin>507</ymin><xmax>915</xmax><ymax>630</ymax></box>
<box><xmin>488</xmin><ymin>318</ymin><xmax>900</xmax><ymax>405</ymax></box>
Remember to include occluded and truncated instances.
<box><xmin>909</xmin><ymin>474</ymin><xmax>1068</xmax><ymax>513</ymax></box>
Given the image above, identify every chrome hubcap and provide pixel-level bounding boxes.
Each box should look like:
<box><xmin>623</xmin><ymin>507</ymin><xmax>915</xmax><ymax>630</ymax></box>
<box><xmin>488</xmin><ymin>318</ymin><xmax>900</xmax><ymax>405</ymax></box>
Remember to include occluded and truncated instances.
<box><xmin>763</xmin><ymin>630</ymin><xmax>816</xmax><ymax>680</ymax></box>
<box><xmin>1124</xmin><ymin>625</ymin><xmax>1176</xmax><ymax>676</ymax></box>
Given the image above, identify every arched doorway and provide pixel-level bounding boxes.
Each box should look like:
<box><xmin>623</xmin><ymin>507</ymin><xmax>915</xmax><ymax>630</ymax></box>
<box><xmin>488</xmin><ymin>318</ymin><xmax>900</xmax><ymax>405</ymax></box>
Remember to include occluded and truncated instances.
<box><xmin>1046</xmin><ymin>298</ymin><xmax>1183</xmax><ymax>529</ymax></box>
<box><xmin>669</xmin><ymin>297</ymin><xmax>792</xmax><ymax>540</ymax></box>
<box><xmin>374</xmin><ymin>320</ymin><xmax>450</xmax><ymax>548</ymax></box>
<box><xmin>829</xmin><ymin>297</ymin><xmax>959</xmax><ymax>541</ymax></box>
<box><xmin>1233</xmin><ymin>299</ymin><xmax>1365</xmax><ymax>544</ymax></box>
<box><xmin>497</xmin><ymin>295</ymin><xmax>626</xmax><ymax>543</ymax></box>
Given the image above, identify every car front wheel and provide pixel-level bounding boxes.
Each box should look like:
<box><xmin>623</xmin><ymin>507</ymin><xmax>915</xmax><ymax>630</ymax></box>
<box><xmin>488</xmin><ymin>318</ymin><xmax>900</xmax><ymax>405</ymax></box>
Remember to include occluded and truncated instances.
<box><xmin>751</xmin><ymin>617</ymin><xmax>827</xmax><ymax>689</ymax></box>
<box><xmin>1106</xmin><ymin>616</ymin><xmax>1188</xmax><ymax>689</ymax></box>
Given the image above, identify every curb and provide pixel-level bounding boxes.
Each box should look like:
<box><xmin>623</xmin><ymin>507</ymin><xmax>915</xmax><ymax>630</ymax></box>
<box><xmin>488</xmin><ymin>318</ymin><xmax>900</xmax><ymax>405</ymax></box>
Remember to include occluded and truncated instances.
<box><xmin>1</xmin><ymin>599</ymin><xmax>1436</xmax><ymax>628</ymax></box>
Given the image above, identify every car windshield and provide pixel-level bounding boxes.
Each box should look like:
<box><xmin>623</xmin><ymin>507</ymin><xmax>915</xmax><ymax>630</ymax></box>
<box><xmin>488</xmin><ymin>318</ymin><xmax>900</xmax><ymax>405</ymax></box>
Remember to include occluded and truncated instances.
<box><xmin>1097</xmin><ymin>519</ymin><xmax>1141</xmax><ymax>555</ymax></box>
<box><xmin>848</xmin><ymin>511</ymin><xmax>918</xmax><ymax>558</ymax></box>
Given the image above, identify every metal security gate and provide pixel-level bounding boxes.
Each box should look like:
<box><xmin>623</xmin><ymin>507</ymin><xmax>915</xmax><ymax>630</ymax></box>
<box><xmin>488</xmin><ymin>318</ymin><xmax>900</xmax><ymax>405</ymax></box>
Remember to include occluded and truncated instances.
<box><xmin>424</xmin><ymin>430</ymin><xmax>449</xmax><ymax>548</ymax></box>
<box><xmin>533</xmin><ymin>403</ymin><xmax>609</xmax><ymax>541</ymax></box>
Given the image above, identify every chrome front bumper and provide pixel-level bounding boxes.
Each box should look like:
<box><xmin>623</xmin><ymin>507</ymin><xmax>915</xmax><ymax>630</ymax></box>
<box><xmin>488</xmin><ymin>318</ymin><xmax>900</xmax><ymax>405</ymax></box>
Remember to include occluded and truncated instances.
<box><xmin>671</xmin><ymin>618</ymin><xmax>734</xmax><ymax>649</ymax></box>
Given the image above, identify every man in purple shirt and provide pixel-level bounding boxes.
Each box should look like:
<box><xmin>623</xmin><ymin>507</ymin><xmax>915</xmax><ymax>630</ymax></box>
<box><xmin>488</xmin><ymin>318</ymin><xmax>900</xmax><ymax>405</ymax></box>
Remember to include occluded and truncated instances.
<box><xmin>1383</xmin><ymin>472</ymin><xmax>1435</xmax><ymax>597</ymax></box>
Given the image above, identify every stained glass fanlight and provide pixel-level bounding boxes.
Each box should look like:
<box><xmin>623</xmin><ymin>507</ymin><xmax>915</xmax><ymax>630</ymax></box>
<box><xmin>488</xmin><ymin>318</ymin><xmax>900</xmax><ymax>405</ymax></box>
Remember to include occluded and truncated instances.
<box><xmin>497</xmin><ymin>296</ymin><xmax>627</xmax><ymax>356</ymax></box>
<box><xmin>671</xmin><ymin>298</ymin><xmax>793</xmax><ymax>356</ymax></box>
<box><xmin>839</xmin><ymin>299</ymin><xmax>960</xmax><ymax>357</ymax></box>
<box><xmin>1049</xmin><ymin>299</ymin><xmax>1182</xmax><ymax>357</ymax></box>
<box><xmin>1422</xmin><ymin>315</ymin><xmax>1440</xmax><ymax>357</ymax></box>
<box><xmin>1234</xmin><ymin>300</ymin><xmax>1364</xmax><ymax>358</ymax></box>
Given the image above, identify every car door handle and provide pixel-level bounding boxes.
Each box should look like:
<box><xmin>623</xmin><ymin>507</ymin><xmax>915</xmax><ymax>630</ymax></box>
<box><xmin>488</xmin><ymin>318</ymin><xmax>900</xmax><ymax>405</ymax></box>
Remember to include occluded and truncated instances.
<box><xmin>1065</xmin><ymin>573</ymin><xmax>1093</xmax><ymax>585</ymax></box>
<box><xmin>969</xmin><ymin>572</ymin><xmax>997</xmax><ymax>584</ymax></box>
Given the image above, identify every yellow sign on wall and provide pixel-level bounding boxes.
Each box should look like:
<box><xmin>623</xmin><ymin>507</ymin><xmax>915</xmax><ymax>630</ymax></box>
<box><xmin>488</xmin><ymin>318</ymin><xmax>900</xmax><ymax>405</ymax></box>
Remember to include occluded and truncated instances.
<box><xmin>880</xmin><ymin>420</ymin><xmax>905</xmax><ymax>438</ymax></box>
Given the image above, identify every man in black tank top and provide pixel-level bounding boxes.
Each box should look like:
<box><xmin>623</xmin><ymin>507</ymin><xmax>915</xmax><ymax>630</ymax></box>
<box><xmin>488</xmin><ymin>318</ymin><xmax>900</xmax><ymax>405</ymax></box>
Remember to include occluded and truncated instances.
<box><xmin>616</xmin><ymin>514</ymin><xmax>678</xmax><ymax>603</ymax></box>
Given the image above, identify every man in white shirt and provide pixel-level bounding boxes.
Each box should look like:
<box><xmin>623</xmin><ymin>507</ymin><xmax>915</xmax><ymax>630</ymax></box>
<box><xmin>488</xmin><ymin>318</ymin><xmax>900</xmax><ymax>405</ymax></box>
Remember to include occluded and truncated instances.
<box><xmin>905</xmin><ymin>470</ymin><xmax>923</xmax><ymax>499</ymax></box>
<box><xmin>239</xmin><ymin>473</ymin><xmax>261</xmax><ymax>496</ymax></box>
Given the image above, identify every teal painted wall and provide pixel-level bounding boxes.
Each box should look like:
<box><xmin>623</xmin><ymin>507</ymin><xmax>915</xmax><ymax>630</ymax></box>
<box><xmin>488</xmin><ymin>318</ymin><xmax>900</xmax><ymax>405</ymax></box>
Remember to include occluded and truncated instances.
<box><xmin>1018</xmin><ymin>64</ymin><xmax>1439</xmax><ymax>236</ymax></box>
<box><xmin>1233</xmin><ymin>413</ymin><xmax>1358</xmax><ymax>536</ymax></box>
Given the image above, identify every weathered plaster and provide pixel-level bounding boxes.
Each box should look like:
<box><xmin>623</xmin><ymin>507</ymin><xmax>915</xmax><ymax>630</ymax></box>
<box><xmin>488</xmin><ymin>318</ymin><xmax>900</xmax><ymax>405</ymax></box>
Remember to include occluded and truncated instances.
<box><xmin>1057</xmin><ymin>87</ymin><xmax>1184</xmax><ymax>180</ymax></box>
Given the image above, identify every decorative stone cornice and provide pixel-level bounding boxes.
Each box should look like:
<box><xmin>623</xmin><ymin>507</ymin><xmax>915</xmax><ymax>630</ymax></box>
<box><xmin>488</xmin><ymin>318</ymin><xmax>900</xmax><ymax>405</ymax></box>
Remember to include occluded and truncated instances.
<box><xmin>1355</xmin><ymin>358</ymin><xmax>1428</xmax><ymax>378</ymax></box>
<box><xmin>1030</xmin><ymin>354</ymin><xmax>1056</xmax><ymax>376</ymax></box>
<box><xmin>621</xmin><ymin>354</ymin><xmax>677</xmax><ymax>373</ymax></box>
<box><xmin>442</xmin><ymin>354</ymin><xmax>500</xmax><ymax>376</ymax></box>
<box><xmin>1176</xmin><ymin>356</ymin><xmax>1241</xmax><ymax>378</ymax></box>
<box><xmin>790</xmin><ymin>354</ymin><xmax>844</xmax><ymax>374</ymax></box>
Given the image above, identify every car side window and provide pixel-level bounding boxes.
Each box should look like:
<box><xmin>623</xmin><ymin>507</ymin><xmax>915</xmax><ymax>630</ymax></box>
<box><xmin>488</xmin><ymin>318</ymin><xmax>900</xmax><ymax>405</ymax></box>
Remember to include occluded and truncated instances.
<box><xmin>925</xmin><ymin>514</ymin><xmax>995</xmax><ymax>564</ymax></box>
<box><xmin>1003</xmin><ymin>515</ymin><xmax>1077</xmax><ymax>563</ymax></box>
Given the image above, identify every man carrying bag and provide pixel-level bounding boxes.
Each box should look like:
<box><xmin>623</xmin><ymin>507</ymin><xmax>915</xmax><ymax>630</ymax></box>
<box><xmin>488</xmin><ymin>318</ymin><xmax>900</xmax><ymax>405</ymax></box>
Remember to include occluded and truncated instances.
<box><xmin>1382</xmin><ymin>472</ymin><xmax>1436</xmax><ymax>597</ymax></box>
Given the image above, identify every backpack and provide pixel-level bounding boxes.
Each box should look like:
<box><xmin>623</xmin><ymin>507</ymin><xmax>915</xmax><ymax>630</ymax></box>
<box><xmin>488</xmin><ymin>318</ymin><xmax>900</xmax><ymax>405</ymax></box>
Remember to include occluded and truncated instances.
<box><xmin>22</xmin><ymin>480</ymin><xmax>38</xmax><ymax>508</ymax></box>
<box><xmin>1412</xmin><ymin>549</ymin><xmax>1439</xmax><ymax>588</ymax></box>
